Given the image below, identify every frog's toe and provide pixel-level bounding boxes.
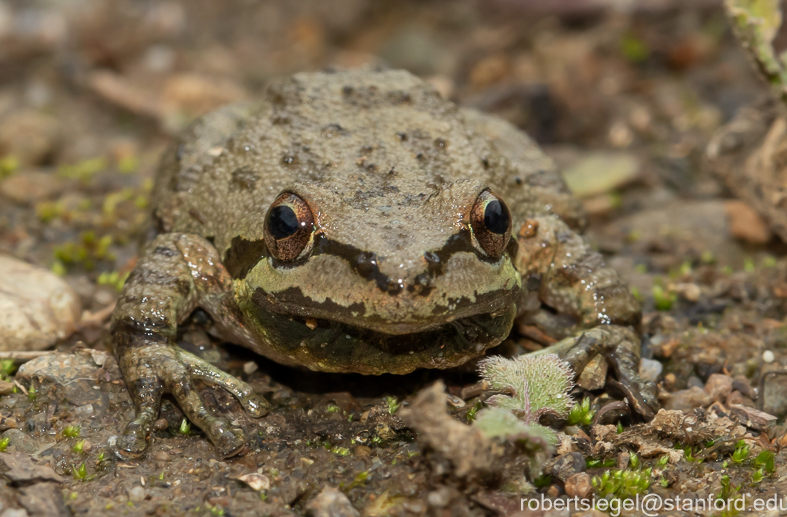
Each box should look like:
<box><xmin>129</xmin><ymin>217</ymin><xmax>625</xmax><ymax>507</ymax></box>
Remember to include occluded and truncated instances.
<box><xmin>116</xmin><ymin>419</ymin><xmax>154</xmax><ymax>459</ymax></box>
<box><xmin>178</xmin><ymin>349</ymin><xmax>270</xmax><ymax>418</ymax></box>
<box><xmin>169</xmin><ymin>376</ymin><xmax>247</xmax><ymax>458</ymax></box>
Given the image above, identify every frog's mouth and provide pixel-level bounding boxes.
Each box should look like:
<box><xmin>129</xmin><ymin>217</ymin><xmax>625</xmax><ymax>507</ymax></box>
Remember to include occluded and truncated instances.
<box><xmin>247</xmin><ymin>287</ymin><xmax>518</xmax><ymax>374</ymax></box>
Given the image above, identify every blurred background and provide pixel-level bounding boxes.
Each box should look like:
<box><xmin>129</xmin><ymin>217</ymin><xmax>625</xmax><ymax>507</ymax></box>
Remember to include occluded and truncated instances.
<box><xmin>0</xmin><ymin>0</ymin><xmax>773</xmax><ymax>318</ymax></box>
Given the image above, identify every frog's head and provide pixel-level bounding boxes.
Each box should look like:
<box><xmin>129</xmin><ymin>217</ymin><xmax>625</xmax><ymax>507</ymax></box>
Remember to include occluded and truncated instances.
<box><xmin>231</xmin><ymin>180</ymin><xmax>522</xmax><ymax>374</ymax></box>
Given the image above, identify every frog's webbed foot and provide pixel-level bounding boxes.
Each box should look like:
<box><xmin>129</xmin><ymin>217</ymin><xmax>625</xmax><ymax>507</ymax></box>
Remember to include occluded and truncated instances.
<box><xmin>543</xmin><ymin>326</ymin><xmax>658</xmax><ymax>419</ymax></box>
<box><xmin>116</xmin><ymin>344</ymin><xmax>268</xmax><ymax>459</ymax></box>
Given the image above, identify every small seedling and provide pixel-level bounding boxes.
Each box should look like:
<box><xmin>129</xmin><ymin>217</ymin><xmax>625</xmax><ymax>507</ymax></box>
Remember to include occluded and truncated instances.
<box><xmin>0</xmin><ymin>437</ymin><xmax>10</xmax><ymax>452</ymax></box>
<box><xmin>385</xmin><ymin>396</ymin><xmax>401</xmax><ymax>415</ymax></box>
<box><xmin>178</xmin><ymin>419</ymin><xmax>191</xmax><ymax>435</ymax></box>
<box><xmin>72</xmin><ymin>462</ymin><xmax>88</xmax><ymax>481</ymax></box>
<box><xmin>325</xmin><ymin>404</ymin><xmax>340</xmax><ymax>413</ymax></box>
<box><xmin>72</xmin><ymin>440</ymin><xmax>86</xmax><ymax>454</ymax></box>
<box><xmin>630</xmin><ymin>453</ymin><xmax>640</xmax><ymax>469</ymax></box>
<box><xmin>751</xmin><ymin>468</ymin><xmax>765</xmax><ymax>484</ymax></box>
<box><xmin>657</xmin><ymin>455</ymin><xmax>669</xmax><ymax>467</ymax></box>
<box><xmin>27</xmin><ymin>384</ymin><xmax>36</xmax><ymax>402</ymax></box>
<box><xmin>465</xmin><ymin>404</ymin><xmax>479</xmax><ymax>423</ymax></box>
<box><xmin>331</xmin><ymin>446</ymin><xmax>350</xmax><ymax>456</ymax></box>
<box><xmin>616</xmin><ymin>421</ymin><xmax>624</xmax><ymax>434</ymax></box>
<box><xmin>731</xmin><ymin>440</ymin><xmax>749</xmax><ymax>464</ymax></box>
<box><xmin>62</xmin><ymin>425</ymin><xmax>80</xmax><ymax>438</ymax></box>
<box><xmin>652</xmin><ymin>284</ymin><xmax>676</xmax><ymax>311</ymax></box>
<box><xmin>586</xmin><ymin>457</ymin><xmax>617</xmax><ymax>468</ymax></box>
<box><xmin>567</xmin><ymin>397</ymin><xmax>595</xmax><ymax>426</ymax></box>
<box><xmin>683</xmin><ymin>446</ymin><xmax>702</xmax><ymax>463</ymax></box>
<box><xmin>753</xmin><ymin>450</ymin><xmax>776</xmax><ymax>473</ymax></box>
<box><xmin>0</xmin><ymin>359</ymin><xmax>16</xmax><ymax>380</ymax></box>
<box><xmin>591</xmin><ymin>467</ymin><xmax>652</xmax><ymax>499</ymax></box>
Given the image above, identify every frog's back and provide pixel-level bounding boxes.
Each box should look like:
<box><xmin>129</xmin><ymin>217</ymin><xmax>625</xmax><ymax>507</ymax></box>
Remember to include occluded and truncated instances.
<box><xmin>150</xmin><ymin>67</ymin><xmax>584</xmax><ymax>256</ymax></box>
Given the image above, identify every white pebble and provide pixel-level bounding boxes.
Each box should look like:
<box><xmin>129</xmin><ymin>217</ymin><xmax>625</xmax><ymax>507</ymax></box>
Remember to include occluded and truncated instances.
<box><xmin>763</xmin><ymin>350</ymin><xmax>776</xmax><ymax>364</ymax></box>
<box><xmin>128</xmin><ymin>486</ymin><xmax>146</xmax><ymax>502</ymax></box>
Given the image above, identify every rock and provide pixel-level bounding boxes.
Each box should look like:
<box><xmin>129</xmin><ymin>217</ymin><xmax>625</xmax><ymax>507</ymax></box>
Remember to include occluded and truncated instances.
<box><xmin>564</xmin><ymin>472</ymin><xmax>593</xmax><ymax>499</ymax></box>
<box><xmin>638</xmin><ymin>358</ymin><xmax>663</xmax><ymax>383</ymax></box>
<box><xmin>723</xmin><ymin>200</ymin><xmax>772</xmax><ymax>244</ymax></box>
<box><xmin>726</xmin><ymin>391</ymin><xmax>745</xmax><ymax>407</ymax></box>
<box><xmin>399</xmin><ymin>381</ymin><xmax>496</xmax><ymax>480</ymax></box>
<box><xmin>2</xmin><ymin>430</ymin><xmax>37</xmax><ymax>455</ymax></box>
<box><xmin>729</xmin><ymin>405</ymin><xmax>777</xmax><ymax>432</ymax></box>
<box><xmin>127</xmin><ymin>486</ymin><xmax>146</xmax><ymax>502</ymax></box>
<box><xmin>704</xmin><ymin>374</ymin><xmax>733</xmax><ymax>402</ymax></box>
<box><xmin>18</xmin><ymin>483</ymin><xmax>68</xmax><ymax>516</ymax></box>
<box><xmin>687</xmin><ymin>376</ymin><xmax>704</xmax><ymax>389</ymax></box>
<box><xmin>562</xmin><ymin>152</ymin><xmax>639</xmax><ymax>198</ymax></box>
<box><xmin>0</xmin><ymin>256</ymin><xmax>81</xmax><ymax>351</ymax></box>
<box><xmin>663</xmin><ymin>387</ymin><xmax>711</xmax><ymax>411</ymax></box>
<box><xmin>0</xmin><ymin>110</ymin><xmax>60</xmax><ymax>166</ymax></box>
<box><xmin>543</xmin><ymin>452</ymin><xmax>585</xmax><ymax>483</ymax></box>
<box><xmin>234</xmin><ymin>473</ymin><xmax>270</xmax><ymax>491</ymax></box>
<box><xmin>577</xmin><ymin>355</ymin><xmax>607</xmax><ymax>391</ymax></box>
<box><xmin>0</xmin><ymin>172</ymin><xmax>65</xmax><ymax>205</ymax></box>
<box><xmin>17</xmin><ymin>351</ymin><xmax>108</xmax><ymax>409</ymax></box>
<box><xmin>762</xmin><ymin>350</ymin><xmax>776</xmax><ymax>364</ymax></box>
<box><xmin>0</xmin><ymin>453</ymin><xmax>64</xmax><ymax>484</ymax></box>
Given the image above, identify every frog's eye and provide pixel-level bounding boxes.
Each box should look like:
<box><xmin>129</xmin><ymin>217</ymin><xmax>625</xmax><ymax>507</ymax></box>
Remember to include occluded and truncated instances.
<box><xmin>470</xmin><ymin>190</ymin><xmax>512</xmax><ymax>258</ymax></box>
<box><xmin>264</xmin><ymin>193</ymin><xmax>315</xmax><ymax>262</ymax></box>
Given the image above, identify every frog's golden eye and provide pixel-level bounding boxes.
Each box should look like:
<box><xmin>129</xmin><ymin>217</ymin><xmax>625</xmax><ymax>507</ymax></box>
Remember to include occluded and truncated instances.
<box><xmin>264</xmin><ymin>193</ymin><xmax>315</xmax><ymax>262</ymax></box>
<box><xmin>470</xmin><ymin>190</ymin><xmax>512</xmax><ymax>258</ymax></box>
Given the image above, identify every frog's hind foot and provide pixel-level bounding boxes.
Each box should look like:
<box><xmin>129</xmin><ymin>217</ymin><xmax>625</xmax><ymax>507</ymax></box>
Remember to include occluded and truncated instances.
<box><xmin>545</xmin><ymin>326</ymin><xmax>658</xmax><ymax>420</ymax></box>
<box><xmin>115</xmin><ymin>344</ymin><xmax>269</xmax><ymax>459</ymax></box>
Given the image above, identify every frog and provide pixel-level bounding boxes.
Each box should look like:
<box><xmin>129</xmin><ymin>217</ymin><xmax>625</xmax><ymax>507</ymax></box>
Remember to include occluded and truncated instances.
<box><xmin>110</xmin><ymin>67</ymin><xmax>658</xmax><ymax>459</ymax></box>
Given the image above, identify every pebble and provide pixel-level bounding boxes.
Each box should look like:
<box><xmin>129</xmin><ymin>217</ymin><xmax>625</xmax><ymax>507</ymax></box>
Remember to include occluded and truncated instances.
<box><xmin>663</xmin><ymin>386</ymin><xmax>711</xmax><ymax>411</ymax></box>
<box><xmin>562</xmin><ymin>152</ymin><xmax>639</xmax><ymax>198</ymax></box>
<box><xmin>0</xmin><ymin>255</ymin><xmax>81</xmax><ymax>351</ymax></box>
<box><xmin>544</xmin><ymin>452</ymin><xmax>586</xmax><ymax>482</ymax></box>
<box><xmin>564</xmin><ymin>472</ymin><xmax>593</xmax><ymax>499</ymax></box>
<box><xmin>153</xmin><ymin>451</ymin><xmax>170</xmax><ymax>462</ymax></box>
<box><xmin>0</xmin><ymin>109</ymin><xmax>60</xmax><ymax>165</ymax></box>
<box><xmin>305</xmin><ymin>487</ymin><xmax>360</xmax><ymax>517</ymax></box>
<box><xmin>763</xmin><ymin>350</ymin><xmax>775</xmax><ymax>364</ymax></box>
<box><xmin>1</xmin><ymin>171</ymin><xmax>65</xmax><ymax>204</ymax></box>
<box><xmin>2</xmin><ymin>429</ymin><xmax>37</xmax><ymax>454</ymax></box>
<box><xmin>128</xmin><ymin>486</ymin><xmax>146</xmax><ymax>502</ymax></box>
<box><xmin>724</xmin><ymin>200</ymin><xmax>772</xmax><ymax>245</ymax></box>
<box><xmin>638</xmin><ymin>358</ymin><xmax>663</xmax><ymax>383</ymax></box>
<box><xmin>687</xmin><ymin>376</ymin><xmax>704</xmax><ymax>389</ymax></box>
<box><xmin>704</xmin><ymin>374</ymin><xmax>733</xmax><ymax>401</ymax></box>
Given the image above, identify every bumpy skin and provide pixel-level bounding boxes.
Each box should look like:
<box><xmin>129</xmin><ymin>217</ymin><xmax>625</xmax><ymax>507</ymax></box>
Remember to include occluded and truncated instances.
<box><xmin>110</xmin><ymin>67</ymin><xmax>657</xmax><ymax>458</ymax></box>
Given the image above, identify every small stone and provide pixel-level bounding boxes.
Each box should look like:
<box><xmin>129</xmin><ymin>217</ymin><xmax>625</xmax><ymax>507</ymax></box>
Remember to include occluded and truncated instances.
<box><xmin>80</xmin><ymin>441</ymin><xmax>92</xmax><ymax>453</ymax></box>
<box><xmin>305</xmin><ymin>487</ymin><xmax>360</xmax><ymax>517</ymax></box>
<box><xmin>726</xmin><ymin>391</ymin><xmax>745</xmax><ymax>407</ymax></box>
<box><xmin>17</xmin><ymin>351</ymin><xmax>107</xmax><ymax>408</ymax></box>
<box><xmin>724</xmin><ymin>200</ymin><xmax>772</xmax><ymax>245</ymax></box>
<box><xmin>663</xmin><ymin>387</ymin><xmax>711</xmax><ymax>411</ymax></box>
<box><xmin>1</xmin><ymin>510</ymin><xmax>29</xmax><ymax>517</ymax></box>
<box><xmin>0</xmin><ymin>109</ymin><xmax>60</xmax><ymax>165</ymax></box>
<box><xmin>687</xmin><ymin>376</ymin><xmax>704</xmax><ymax>389</ymax></box>
<box><xmin>1</xmin><ymin>171</ymin><xmax>66</xmax><ymax>205</ymax></box>
<box><xmin>242</xmin><ymin>361</ymin><xmax>258</xmax><ymax>375</ymax></box>
<box><xmin>729</xmin><ymin>405</ymin><xmax>777</xmax><ymax>432</ymax></box>
<box><xmin>638</xmin><ymin>358</ymin><xmax>663</xmax><ymax>383</ymax></box>
<box><xmin>153</xmin><ymin>451</ymin><xmax>170</xmax><ymax>462</ymax></box>
<box><xmin>0</xmin><ymin>256</ymin><xmax>81</xmax><ymax>351</ymax></box>
<box><xmin>234</xmin><ymin>473</ymin><xmax>270</xmax><ymax>491</ymax></box>
<box><xmin>564</xmin><ymin>473</ymin><xmax>593</xmax><ymax>499</ymax></box>
<box><xmin>563</xmin><ymin>152</ymin><xmax>639</xmax><ymax>198</ymax></box>
<box><xmin>617</xmin><ymin>452</ymin><xmax>630</xmax><ymax>470</ymax></box>
<box><xmin>763</xmin><ymin>350</ymin><xmax>776</xmax><ymax>364</ymax></box>
<box><xmin>577</xmin><ymin>354</ymin><xmax>607</xmax><ymax>391</ymax></box>
<box><xmin>664</xmin><ymin>373</ymin><xmax>677</xmax><ymax>389</ymax></box>
<box><xmin>3</xmin><ymin>429</ymin><xmax>37</xmax><ymax>454</ymax></box>
<box><xmin>544</xmin><ymin>452</ymin><xmax>586</xmax><ymax>482</ymax></box>
<box><xmin>153</xmin><ymin>418</ymin><xmax>169</xmax><ymax>431</ymax></box>
<box><xmin>546</xmin><ymin>485</ymin><xmax>562</xmax><ymax>498</ymax></box>
<box><xmin>128</xmin><ymin>486</ymin><xmax>146</xmax><ymax>502</ymax></box>
<box><xmin>704</xmin><ymin>374</ymin><xmax>733</xmax><ymax>402</ymax></box>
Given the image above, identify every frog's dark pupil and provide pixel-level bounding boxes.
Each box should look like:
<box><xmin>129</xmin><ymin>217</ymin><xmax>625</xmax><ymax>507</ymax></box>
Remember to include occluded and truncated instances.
<box><xmin>483</xmin><ymin>200</ymin><xmax>508</xmax><ymax>234</ymax></box>
<box><xmin>268</xmin><ymin>205</ymin><xmax>300</xmax><ymax>239</ymax></box>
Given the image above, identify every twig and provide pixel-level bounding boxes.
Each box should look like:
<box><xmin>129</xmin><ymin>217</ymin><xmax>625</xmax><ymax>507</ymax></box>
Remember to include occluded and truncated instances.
<box><xmin>78</xmin><ymin>302</ymin><xmax>117</xmax><ymax>329</ymax></box>
<box><xmin>0</xmin><ymin>351</ymin><xmax>51</xmax><ymax>363</ymax></box>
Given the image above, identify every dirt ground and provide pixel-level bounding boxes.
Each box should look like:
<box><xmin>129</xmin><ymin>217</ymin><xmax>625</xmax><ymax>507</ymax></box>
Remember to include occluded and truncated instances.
<box><xmin>2</xmin><ymin>0</ymin><xmax>787</xmax><ymax>515</ymax></box>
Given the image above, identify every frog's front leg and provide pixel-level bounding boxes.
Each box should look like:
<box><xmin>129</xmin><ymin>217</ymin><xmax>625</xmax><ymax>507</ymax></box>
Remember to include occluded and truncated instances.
<box><xmin>110</xmin><ymin>233</ymin><xmax>269</xmax><ymax>458</ymax></box>
<box><xmin>515</xmin><ymin>216</ymin><xmax>658</xmax><ymax>418</ymax></box>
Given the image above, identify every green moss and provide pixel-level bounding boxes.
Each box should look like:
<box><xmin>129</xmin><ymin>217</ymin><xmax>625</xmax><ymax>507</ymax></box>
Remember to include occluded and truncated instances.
<box><xmin>58</xmin><ymin>157</ymin><xmax>108</xmax><ymax>182</ymax></box>
<box><xmin>567</xmin><ymin>397</ymin><xmax>595</xmax><ymax>426</ymax></box>
<box><xmin>0</xmin><ymin>156</ymin><xmax>19</xmax><ymax>178</ymax></box>
<box><xmin>385</xmin><ymin>396</ymin><xmax>401</xmax><ymax>415</ymax></box>
<box><xmin>62</xmin><ymin>425</ymin><xmax>81</xmax><ymax>438</ymax></box>
<box><xmin>591</xmin><ymin>467</ymin><xmax>652</xmax><ymax>499</ymax></box>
